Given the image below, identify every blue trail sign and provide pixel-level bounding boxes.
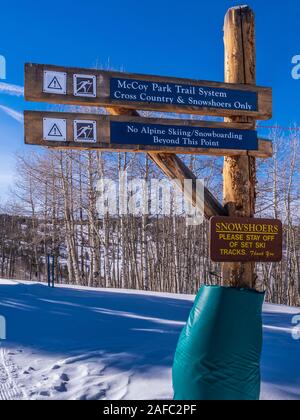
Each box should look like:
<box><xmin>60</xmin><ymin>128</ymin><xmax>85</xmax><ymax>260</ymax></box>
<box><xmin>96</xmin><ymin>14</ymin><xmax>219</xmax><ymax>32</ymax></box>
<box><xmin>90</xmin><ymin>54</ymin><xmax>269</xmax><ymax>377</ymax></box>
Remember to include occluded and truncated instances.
<box><xmin>110</xmin><ymin>121</ymin><xmax>258</xmax><ymax>151</ymax></box>
<box><xmin>110</xmin><ymin>78</ymin><xmax>258</xmax><ymax>113</ymax></box>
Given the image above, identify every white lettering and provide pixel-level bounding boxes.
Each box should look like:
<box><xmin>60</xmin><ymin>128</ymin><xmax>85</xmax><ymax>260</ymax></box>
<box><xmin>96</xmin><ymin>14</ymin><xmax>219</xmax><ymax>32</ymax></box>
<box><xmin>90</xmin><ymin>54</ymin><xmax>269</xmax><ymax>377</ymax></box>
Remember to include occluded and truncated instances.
<box><xmin>117</xmin><ymin>79</ymin><xmax>148</xmax><ymax>92</ymax></box>
<box><xmin>198</xmin><ymin>87</ymin><xmax>227</xmax><ymax>98</ymax></box>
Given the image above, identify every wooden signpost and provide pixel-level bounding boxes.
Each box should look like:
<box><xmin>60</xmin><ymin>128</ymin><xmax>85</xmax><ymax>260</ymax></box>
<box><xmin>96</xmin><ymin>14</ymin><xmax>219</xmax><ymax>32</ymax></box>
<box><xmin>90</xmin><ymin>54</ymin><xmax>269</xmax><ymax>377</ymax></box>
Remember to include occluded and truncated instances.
<box><xmin>23</xmin><ymin>5</ymin><xmax>282</xmax><ymax>290</ymax></box>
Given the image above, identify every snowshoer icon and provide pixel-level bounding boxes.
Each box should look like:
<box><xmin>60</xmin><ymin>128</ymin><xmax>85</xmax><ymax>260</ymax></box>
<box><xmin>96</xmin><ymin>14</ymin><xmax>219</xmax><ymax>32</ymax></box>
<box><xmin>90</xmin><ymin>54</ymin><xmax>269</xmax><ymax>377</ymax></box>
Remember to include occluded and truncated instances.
<box><xmin>77</xmin><ymin>80</ymin><xmax>93</xmax><ymax>93</ymax></box>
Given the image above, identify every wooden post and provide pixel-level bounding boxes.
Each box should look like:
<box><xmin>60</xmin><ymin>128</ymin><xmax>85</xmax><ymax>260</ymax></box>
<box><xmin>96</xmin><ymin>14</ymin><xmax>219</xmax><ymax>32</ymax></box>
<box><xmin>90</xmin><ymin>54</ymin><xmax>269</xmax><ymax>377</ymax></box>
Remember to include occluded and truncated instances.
<box><xmin>223</xmin><ymin>5</ymin><xmax>257</xmax><ymax>288</ymax></box>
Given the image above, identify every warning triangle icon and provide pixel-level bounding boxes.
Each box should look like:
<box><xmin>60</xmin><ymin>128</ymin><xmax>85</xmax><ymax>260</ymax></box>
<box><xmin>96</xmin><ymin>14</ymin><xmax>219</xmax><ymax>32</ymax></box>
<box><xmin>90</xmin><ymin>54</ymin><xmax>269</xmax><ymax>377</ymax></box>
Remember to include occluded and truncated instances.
<box><xmin>48</xmin><ymin>76</ymin><xmax>62</xmax><ymax>90</ymax></box>
<box><xmin>48</xmin><ymin>124</ymin><xmax>63</xmax><ymax>137</ymax></box>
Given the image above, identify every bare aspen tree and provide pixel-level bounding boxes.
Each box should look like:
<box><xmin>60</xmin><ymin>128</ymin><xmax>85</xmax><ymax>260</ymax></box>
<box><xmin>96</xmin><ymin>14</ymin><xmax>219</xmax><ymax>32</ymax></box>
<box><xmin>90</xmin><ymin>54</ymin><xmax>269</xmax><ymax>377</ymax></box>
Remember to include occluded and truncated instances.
<box><xmin>1</xmin><ymin>136</ymin><xmax>298</xmax><ymax>306</ymax></box>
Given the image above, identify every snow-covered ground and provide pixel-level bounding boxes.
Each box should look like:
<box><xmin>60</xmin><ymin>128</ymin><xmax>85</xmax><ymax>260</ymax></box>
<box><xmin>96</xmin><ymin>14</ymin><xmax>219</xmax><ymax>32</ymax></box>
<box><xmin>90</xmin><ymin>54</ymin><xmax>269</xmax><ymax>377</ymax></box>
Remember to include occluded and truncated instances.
<box><xmin>0</xmin><ymin>279</ymin><xmax>299</xmax><ymax>400</ymax></box>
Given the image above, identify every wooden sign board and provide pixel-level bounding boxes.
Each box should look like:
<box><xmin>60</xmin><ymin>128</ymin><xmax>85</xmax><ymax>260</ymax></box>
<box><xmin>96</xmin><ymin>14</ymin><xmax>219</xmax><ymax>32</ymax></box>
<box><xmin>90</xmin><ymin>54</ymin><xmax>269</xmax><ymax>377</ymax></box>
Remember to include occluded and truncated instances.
<box><xmin>24</xmin><ymin>111</ymin><xmax>273</xmax><ymax>158</ymax></box>
<box><xmin>25</xmin><ymin>63</ymin><xmax>272</xmax><ymax>120</ymax></box>
<box><xmin>210</xmin><ymin>217</ymin><xmax>283</xmax><ymax>263</ymax></box>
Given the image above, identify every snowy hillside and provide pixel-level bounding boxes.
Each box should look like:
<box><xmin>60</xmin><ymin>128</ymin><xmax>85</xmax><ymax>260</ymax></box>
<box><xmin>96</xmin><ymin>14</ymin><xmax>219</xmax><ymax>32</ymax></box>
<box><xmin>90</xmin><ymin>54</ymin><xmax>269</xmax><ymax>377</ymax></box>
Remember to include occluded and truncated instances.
<box><xmin>0</xmin><ymin>279</ymin><xmax>299</xmax><ymax>400</ymax></box>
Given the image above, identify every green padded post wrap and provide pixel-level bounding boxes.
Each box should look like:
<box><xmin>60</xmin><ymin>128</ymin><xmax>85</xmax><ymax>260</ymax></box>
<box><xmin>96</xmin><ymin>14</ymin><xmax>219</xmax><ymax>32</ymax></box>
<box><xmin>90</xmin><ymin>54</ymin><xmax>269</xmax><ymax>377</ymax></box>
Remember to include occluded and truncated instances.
<box><xmin>173</xmin><ymin>286</ymin><xmax>265</xmax><ymax>401</ymax></box>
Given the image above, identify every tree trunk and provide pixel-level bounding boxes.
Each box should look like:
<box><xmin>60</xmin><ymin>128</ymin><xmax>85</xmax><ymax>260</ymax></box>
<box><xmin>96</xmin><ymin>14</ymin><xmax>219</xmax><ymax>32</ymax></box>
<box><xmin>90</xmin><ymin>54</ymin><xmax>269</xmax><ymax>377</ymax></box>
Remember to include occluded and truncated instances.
<box><xmin>222</xmin><ymin>5</ymin><xmax>257</xmax><ymax>289</ymax></box>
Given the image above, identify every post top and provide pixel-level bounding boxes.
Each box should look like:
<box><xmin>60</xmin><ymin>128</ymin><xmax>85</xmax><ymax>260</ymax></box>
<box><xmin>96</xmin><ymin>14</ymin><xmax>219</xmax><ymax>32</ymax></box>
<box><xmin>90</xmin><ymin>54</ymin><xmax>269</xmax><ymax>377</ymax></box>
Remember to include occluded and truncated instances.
<box><xmin>225</xmin><ymin>5</ymin><xmax>254</xmax><ymax>17</ymax></box>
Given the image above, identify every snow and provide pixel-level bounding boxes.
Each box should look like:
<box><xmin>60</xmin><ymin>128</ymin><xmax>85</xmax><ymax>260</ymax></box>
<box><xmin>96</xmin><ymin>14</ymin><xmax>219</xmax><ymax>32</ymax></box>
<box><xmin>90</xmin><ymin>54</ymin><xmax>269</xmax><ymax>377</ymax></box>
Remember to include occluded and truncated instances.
<box><xmin>0</xmin><ymin>279</ymin><xmax>299</xmax><ymax>401</ymax></box>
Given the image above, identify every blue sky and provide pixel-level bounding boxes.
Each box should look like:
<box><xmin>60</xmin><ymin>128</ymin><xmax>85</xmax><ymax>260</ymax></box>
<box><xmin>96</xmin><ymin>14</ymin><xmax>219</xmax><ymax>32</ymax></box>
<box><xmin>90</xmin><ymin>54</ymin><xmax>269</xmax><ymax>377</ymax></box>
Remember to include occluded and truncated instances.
<box><xmin>0</xmin><ymin>0</ymin><xmax>300</xmax><ymax>199</ymax></box>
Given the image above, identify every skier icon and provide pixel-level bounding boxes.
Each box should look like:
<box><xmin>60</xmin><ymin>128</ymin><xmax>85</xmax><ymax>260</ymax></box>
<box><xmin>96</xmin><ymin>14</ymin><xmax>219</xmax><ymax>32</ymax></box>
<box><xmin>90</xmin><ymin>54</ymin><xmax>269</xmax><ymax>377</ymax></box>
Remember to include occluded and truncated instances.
<box><xmin>74</xmin><ymin>120</ymin><xmax>97</xmax><ymax>143</ymax></box>
<box><xmin>77</xmin><ymin>124</ymin><xmax>93</xmax><ymax>139</ymax></box>
<box><xmin>77</xmin><ymin>79</ymin><xmax>93</xmax><ymax>94</ymax></box>
<box><xmin>73</xmin><ymin>75</ymin><xmax>96</xmax><ymax>97</ymax></box>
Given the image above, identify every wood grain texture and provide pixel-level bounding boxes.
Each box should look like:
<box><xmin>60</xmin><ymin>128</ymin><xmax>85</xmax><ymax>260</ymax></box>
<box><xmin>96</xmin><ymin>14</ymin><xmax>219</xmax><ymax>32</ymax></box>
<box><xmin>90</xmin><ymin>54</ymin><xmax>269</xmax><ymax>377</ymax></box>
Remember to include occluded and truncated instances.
<box><xmin>25</xmin><ymin>63</ymin><xmax>272</xmax><ymax>120</ymax></box>
<box><xmin>24</xmin><ymin>111</ymin><xmax>272</xmax><ymax>158</ymax></box>
<box><xmin>222</xmin><ymin>5</ymin><xmax>258</xmax><ymax>288</ymax></box>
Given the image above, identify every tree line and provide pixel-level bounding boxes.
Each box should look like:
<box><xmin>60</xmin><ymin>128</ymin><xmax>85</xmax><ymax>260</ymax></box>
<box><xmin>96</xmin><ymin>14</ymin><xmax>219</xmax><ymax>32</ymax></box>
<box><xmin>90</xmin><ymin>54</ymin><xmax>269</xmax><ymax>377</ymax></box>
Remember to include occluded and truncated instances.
<box><xmin>0</xmin><ymin>127</ymin><xmax>299</xmax><ymax>306</ymax></box>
